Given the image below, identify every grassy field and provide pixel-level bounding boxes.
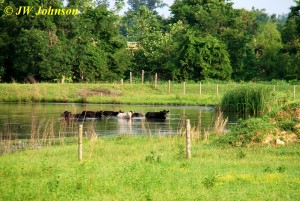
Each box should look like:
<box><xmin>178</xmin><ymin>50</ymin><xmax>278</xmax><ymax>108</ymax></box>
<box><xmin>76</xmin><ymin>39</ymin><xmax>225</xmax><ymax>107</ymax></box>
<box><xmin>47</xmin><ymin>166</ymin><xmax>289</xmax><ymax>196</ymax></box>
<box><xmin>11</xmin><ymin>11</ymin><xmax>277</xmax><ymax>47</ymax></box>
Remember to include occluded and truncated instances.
<box><xmin>0</xmin><ymin>82</ymin><xmax>299</xmax><ymax>105</ymax></box>
<box><xmin>0</xmin><ymin>135</ymin><xmax>299</xmax><ymax>200</ymax></box>
<box><xmin>0</xmin><ymin>83</ymin><xmax>299</xmax><ymax>200</ymax></box>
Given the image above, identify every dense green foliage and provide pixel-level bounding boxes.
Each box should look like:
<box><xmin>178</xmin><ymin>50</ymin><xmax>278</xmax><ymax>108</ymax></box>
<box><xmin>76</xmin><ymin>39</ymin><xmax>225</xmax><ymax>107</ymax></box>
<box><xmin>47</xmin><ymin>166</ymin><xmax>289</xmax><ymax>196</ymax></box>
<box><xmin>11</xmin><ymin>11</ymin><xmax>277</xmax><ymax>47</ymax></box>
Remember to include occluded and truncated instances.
<box><xmin>218</xmin><ymin>101</ymin><xmax>300</xmax><ymax>146</ymax></box>
<box><xmin>0</xmin><ymin>0</ymin><xmax>132</xmax><ymax>83</ymax></box>
<box><xmin>221</xmin><ymin>85</ymin><xmax>274</xmax><ymax>115</ymax></box>
<box><xmin>218</xmin><ymin>117</ymin><xmax>275</xmax><ymax>145</ymax></box>
<box><xmin>0</xmin><ymin>0</ymin><xmax>300</xmax><ymax>82</ymax></box>
<box><xmin>1</xmin><ymin>136</ymin><xmax>300</xmax><ymax>200</ymax></box>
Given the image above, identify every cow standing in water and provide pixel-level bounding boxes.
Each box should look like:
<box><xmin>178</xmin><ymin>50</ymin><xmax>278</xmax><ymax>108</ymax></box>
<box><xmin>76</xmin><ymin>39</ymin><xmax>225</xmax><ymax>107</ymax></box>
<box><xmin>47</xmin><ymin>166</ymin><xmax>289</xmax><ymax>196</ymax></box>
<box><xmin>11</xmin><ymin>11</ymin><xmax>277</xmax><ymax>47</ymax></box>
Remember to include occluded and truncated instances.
<box><xmin>132</xmin><ymin>112</ymin><xmax>144</xmax><ymax>118</ymax></box>
<box><xmin>102</xmin><ymin>110</ymin><xmax>123</xmax><ymax>117</ymax></box>
<box><xmin>117</xmin><ymin>111</ymin><xmax>133</xmax><ymax>119</ymax></box>
<box><xmin>81</xmin><ymin>111</ymin><xmax>102</xmax><ymax>119</ymax></box>
<box><xmin>61</xmin><ymin>111</ymin><xmax>83</xmax><ymax>123</ymax></box>
<box><xmin>61</xmin><ymin>110</ymin><xmax>102</xmax><ymax>121</ymax></box>
<box><xmin>145</xmin><ymin>110</ymin><xmax>169</xmax><ymax>120</ymax></box>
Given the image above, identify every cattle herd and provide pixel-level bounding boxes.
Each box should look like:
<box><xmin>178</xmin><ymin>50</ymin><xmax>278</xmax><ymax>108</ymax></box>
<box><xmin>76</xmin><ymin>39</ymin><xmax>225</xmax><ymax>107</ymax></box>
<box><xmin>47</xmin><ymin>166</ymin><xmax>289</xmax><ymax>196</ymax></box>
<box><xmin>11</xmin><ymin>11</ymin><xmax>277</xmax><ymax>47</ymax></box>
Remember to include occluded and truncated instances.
<box><xmin>61</xmin><ymin>110</ymin><xmax>169</xmax><ymax>121</ymax></box>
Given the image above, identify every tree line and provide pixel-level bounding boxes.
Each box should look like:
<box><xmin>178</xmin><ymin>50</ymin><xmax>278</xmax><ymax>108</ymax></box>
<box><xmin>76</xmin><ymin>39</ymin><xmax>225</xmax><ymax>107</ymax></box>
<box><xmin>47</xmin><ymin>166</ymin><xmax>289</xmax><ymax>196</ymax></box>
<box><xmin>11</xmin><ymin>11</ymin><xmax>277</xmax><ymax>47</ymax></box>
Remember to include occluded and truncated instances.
<box><xmin>0</xmin><ymin>0</ymin><xmax>299</xmax><ymax>83</ymax></box>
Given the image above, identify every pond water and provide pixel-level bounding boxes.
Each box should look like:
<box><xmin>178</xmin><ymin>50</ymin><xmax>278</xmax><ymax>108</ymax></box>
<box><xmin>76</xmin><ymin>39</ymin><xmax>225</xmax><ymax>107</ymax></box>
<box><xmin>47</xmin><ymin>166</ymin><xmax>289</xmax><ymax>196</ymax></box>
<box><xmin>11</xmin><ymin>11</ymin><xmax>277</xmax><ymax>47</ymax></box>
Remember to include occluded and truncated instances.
<box><xmin>0</xmin><ymin>103</ymin><xmax>239</xmax><ymax>139</ymax></box>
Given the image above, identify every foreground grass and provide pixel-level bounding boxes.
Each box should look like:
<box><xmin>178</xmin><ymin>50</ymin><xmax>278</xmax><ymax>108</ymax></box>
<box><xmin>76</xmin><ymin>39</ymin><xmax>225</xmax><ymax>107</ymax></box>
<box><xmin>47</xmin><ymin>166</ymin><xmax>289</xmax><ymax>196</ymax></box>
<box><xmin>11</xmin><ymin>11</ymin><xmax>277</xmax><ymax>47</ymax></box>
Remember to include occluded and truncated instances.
<box><xmin>0</xmin><ymin>82</ymin><xmax>298</xmax><ymax>105</ymax></box>
<box><xmin>1</xmin><ymin>135</ymin><xmax>300</xmax><ymax>200</ymax></box>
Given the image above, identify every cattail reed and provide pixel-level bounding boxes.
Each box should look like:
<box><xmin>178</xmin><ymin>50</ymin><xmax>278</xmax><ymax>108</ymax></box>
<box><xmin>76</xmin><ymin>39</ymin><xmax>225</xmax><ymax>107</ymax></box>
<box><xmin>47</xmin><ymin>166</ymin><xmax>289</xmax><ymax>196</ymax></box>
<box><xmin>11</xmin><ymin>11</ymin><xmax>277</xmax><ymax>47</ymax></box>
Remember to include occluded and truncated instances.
<box><xmin>221</xmin><ymin>84</ymin><xmax>273</xmax><ymax>115</ymax></box>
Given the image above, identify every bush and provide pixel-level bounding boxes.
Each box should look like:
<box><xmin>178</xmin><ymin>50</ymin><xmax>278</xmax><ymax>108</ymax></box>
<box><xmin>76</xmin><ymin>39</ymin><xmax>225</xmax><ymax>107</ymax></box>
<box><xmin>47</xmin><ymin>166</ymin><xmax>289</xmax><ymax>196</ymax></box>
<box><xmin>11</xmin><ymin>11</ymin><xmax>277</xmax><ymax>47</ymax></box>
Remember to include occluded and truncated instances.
<box><xmin>217</xmin><ymin>118</ymin><xmax>274</xmax><ymax>146</ymax></box>
<box><xmin>217</xmin><ymin>101</ymin><xmax>300</xmax><ymax>147</ymax></box>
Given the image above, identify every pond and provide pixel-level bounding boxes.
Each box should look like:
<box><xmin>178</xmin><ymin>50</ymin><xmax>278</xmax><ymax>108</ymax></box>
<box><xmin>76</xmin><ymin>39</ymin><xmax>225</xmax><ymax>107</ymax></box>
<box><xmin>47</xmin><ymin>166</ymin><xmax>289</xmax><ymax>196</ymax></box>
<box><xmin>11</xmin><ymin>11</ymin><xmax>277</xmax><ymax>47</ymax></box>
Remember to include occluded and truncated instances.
<box><xmin>0</xmin><ymin>103</ymin><xmax>239</xmax><ymax>139</ymax></box>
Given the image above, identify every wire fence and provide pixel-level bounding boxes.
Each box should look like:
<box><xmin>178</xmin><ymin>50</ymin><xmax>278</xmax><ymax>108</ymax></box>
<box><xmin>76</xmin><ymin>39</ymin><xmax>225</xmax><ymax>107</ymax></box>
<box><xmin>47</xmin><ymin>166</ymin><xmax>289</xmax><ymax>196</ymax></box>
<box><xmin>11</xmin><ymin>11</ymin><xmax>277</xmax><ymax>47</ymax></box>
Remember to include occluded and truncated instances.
<box><xmin>117</xmin><ymin>78</ymin><xmax>299</xmax><ymax>100</ymax></box>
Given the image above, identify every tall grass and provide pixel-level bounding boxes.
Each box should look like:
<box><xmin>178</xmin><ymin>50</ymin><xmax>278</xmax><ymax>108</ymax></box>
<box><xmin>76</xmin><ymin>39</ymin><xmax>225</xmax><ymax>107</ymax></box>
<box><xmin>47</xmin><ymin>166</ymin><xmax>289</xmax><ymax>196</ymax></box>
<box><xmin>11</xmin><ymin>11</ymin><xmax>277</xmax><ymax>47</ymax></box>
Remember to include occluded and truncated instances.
<box><xmin>0</xmin><ymin>118</ymin><xmax>80</xmax><ymax>154</ymax></box>
<box><xmin>213</xmin><ymin>111</ymin><xmax>228</xmax><ymax>135</ymax></box>
<box><xmin>221</xmin><ymin>84</ymin><xmax>274</xmax><ymax>115</ymax></box>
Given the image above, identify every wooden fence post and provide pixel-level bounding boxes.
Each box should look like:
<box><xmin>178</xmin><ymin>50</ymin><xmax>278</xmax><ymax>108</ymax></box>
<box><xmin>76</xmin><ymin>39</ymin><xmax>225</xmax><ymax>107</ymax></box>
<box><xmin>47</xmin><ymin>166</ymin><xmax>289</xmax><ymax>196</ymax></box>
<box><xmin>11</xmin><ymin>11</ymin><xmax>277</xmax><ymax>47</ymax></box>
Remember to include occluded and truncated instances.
<box><xmin>142</xmin><ymin>70</ymin><xmax>144</xmax><ymax>84</ymax></box>
<box><xmin>61</xmin><ymin>76</ymin><xmax>65</xmax><ymax>84</ymax></box>
<box><xmin>130</xmin><ymin>72</ymin><xmax>133</xmax><ymax>84</ymax></box>
<box><xmin>186</xmin><ymin>119</ymin><xmax>191</xmax><ymax>159</ymax></box>
<box><xmin>199</xmin><ymin>82</ymin><xmax>202</xmax><ymax>96</ymax></box>
<box><xmin>155</xmin><ymin>73</ymin><xmax>158</xmax><ymax>89</ymax></box>
<box><xmin>78</xmin><ymin>124</ymin><xmax>83</xmax><ymax>163</ymax></box>
<box><xmin>121</xmin><ymin>79</ymin><xmax>123</xmax><ymax>85</ymax></box>
<box><xmin>216</xmin><ymin>84</ymin><xmax>219</xmax><ymax>96</ymax></box>
<box><xmin>168</xmin><ymin>80</ymin><xmax>171</xmax><ymax>94</ymax></box>
<box><xmin>183</xmin><ymin>82</ymin><xmax>186</xmax><ymax>95</ymax></box>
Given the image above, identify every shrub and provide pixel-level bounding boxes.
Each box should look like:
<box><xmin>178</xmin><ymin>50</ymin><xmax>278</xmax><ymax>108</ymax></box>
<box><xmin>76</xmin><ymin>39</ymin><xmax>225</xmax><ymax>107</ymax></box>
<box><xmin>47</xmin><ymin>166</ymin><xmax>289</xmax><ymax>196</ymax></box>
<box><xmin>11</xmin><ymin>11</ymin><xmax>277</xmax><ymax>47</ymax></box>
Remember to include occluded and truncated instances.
<box><xmin>217</xmin><ymin>101</ymin><xmax>300</xmax><ymax>146</ymax></box>
<box><xmin>217</xmin><ymin>118</ymin><xmax>274</xmax><ymax>146</ymax></box>
<box><xmin>280</xmin><ymin>121</ymin><xmax>296</xmax><ymax>131</ymax></box>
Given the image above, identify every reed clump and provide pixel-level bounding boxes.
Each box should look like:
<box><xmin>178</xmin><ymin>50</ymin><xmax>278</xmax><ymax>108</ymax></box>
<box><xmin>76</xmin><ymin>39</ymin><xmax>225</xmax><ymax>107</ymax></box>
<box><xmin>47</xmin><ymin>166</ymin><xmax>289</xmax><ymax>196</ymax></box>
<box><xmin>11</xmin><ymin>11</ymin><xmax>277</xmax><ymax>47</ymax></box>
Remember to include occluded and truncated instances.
<box><xmin>213</xmin><ymin>111</ymin><xmax>228</xmax><ymax>135</ymax></box>
<box><xmin>0</xmin><ymin>118</ymin><xmax>81</xmax><ymax>154</ymax></box>
<box><xmin>221</xmin><ymin>84</ymin><xmax>274</xmax><ymax>115</ymax></box>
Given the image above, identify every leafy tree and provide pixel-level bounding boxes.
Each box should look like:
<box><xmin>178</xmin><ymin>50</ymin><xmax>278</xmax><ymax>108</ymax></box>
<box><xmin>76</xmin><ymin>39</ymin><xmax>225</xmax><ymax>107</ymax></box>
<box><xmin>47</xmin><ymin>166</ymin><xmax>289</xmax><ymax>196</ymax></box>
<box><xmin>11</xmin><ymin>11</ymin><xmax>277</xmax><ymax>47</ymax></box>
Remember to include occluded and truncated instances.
<box><xmin>170</xmin><ymin>0</ymin><xmax>257</xmax><ymax>81</ymax></box>
<box><xmin>121</xmin><ymin>6</ymin><xmax>165</xmax><ymax>79</ymax></box>
<box><xmin>0</xmin><ymin>0</ymin><xmax>297</xmax><ymax>83</ymax></box>
<box><xmin>288</xmin><ymin>0</ymin><xmax>300</xmax><ymax>36</ymax></box>
<box><xmin>178</xmin><ymin>32</ymin><xmax>232</xmax><ymax>81</ymax></box>
<box><xmin>72</xmin><ymin>42</ymin><xmax>108</xmax><ymax>82</ymax></box>
<box><xmin>67</xmin><ymin>0</ymin><xmax>94</xmax><ymax>11</ymax></box>
<box><xmin>13</xmin><ymin>28</ymin><xmax>49</xmax><ymax>81</ymax></box>
<box><xmin>133</xmin><ymin>21</ymin><xmax>185</xmax><ymax>80</ymax></box>
<box><xmin>171</xmin><ymin>0</ymin><xmax>234</xmax><ymax>36</ymax></box>
<box><xmin>127</xmin><ymin>0</ymin><xmax>166</xmax><ymax>12</ymax></box>
<box><xmin>108</xmin><ymin>48</ymin><xmax>133</xmax><ymax>80</ymax></box>
<box><xmin>114</xmin><ymin>0</ymin><xmax>126</xmax><ymax>12</ymax></box>
<box><xmin>39</xmin><ymin>41</ymin><xmax>73</xmax><ymax>82</ymax></box>
<box><xmin>219</xmin><ymin>9</ymin><xmax>258</xmax><ymax>80</ymax></box>
<box><xmin>253</xmin><ymin>21</ymin><xmax>283</xmax><ymax>79</ymax></box>
<box><xmin>251</xmin><ymin>8</ymin><xmax>269</xmax><ymax>25</ymax></box>
<box><xmin>280</xmin><ymin>0</ymin><xmax>300</xmax><ymax>80</ymax></box>
<box><xmin>69</xmin><ymin>5</ymin><xmax>131</xmax><ymax>82</ymax></box>
<box><xmin>122</xmin><ymin>6</ymin><xmax>163</xmax><ymax>41</ymax></box>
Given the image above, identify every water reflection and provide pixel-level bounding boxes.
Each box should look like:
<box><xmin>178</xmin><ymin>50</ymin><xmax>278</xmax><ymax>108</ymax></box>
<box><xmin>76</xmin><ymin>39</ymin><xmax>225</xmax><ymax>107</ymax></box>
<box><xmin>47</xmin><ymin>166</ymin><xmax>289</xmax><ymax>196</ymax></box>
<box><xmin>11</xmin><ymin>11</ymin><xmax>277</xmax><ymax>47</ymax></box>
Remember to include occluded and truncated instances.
<box><xmin>0</xmin><ymin>103</ymin><xmax>240</xmax><ymax>139</ymax></box>
<box><xmin>117</xmin><ymin>118</ymin><xmax>132</xmax><ymax>134</ymax></box>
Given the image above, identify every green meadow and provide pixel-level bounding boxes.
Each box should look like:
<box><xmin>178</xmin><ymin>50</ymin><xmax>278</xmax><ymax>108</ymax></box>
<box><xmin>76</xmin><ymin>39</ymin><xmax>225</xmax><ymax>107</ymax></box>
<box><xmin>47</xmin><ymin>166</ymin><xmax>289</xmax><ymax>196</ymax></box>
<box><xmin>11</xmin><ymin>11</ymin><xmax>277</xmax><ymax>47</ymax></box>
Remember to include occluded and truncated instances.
<box><xmin>0</xmin><ymin>82</ymin><xmax>299</xmax><ymax>105</ymax></box>
<box><xmin>0</xmin><ymin>135</ymin><xmax>300</xmax><ymax>200</ymax></box>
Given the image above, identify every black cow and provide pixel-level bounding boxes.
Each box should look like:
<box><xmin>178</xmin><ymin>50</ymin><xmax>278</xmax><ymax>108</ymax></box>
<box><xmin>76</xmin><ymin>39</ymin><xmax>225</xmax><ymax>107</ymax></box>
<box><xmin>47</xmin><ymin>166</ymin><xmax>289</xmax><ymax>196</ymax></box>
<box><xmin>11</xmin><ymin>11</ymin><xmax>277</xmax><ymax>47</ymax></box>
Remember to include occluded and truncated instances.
<box><xmin>61</xmin><ymin>111</ymin><xmax>72</xmax><ymax>120</ymax></box>
<box><xmin>61</xmin><ymin>111</ymin><xmax>82</xmax><ymax>121</ymax></box>
<box><xmin>61</xmin><ymin>111</ymin><xmax>102</xmax><ymax>121</ymax></box>
<box><xmin>81</xmin><ymin>111</ymin><xmax>102</xmax><ymax>118</ymax></box>
<box><xmin>132</xmin><ymin>112</ymin><xmax>144</xmax><ymax>118</ymax></box>
<box><xmin>145</xmin><ymin>110</ymin><xmax>169</xmax><ymax>120</ymax></box>
<box><xmin>102</xmin><ymin>110</ymin><xmax>123</xmax><ymax>117</ymax></box>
